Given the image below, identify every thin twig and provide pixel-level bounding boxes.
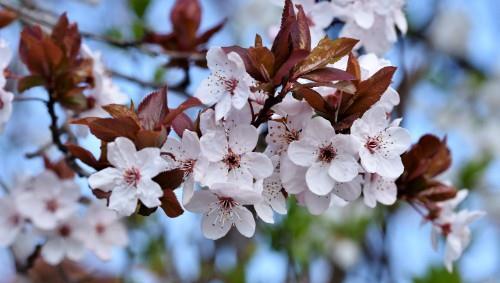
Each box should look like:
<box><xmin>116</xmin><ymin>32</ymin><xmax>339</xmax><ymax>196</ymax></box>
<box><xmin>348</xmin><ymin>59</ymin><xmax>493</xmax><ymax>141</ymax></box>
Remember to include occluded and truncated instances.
<box><xmin>13</xmin><ymin>96</ymin><xmax>48</xmax><ymax>104</ymax></box>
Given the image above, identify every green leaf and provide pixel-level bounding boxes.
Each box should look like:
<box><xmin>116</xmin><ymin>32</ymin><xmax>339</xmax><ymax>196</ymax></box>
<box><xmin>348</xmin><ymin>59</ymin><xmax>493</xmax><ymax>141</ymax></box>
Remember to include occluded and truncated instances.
<box><xmin>128</xmin><ymin>0</ymin><xmax>151</xmax><ymax>18</ymax></box>
<box><xmin>17</xmin><ymin>75</ymin><xmax>45</xmax><ymax>92</ymax></box>
<box><xmin>413</xmin><ymin>266</ymin><xmax>461</xmax><ymax>283</ymax></box>
<box><xmin>458</xmin><ymin>154</ymin><xmax>492</xmax><ymax>190</ymax></box>
<box><xmin>132</xmin><ymin>19</ymin><xmax>146</xmax><ymax>40</ymax></box>
<box><xmin>105</xmin><ymin>27</ymin><xmax>123</xmax><ymax>41</ymax></box>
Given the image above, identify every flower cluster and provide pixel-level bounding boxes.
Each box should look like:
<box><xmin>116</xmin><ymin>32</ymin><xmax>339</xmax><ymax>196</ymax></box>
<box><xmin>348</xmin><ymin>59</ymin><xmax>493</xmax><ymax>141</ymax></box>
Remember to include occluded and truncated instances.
<box><xmin>0</xmin><ymin>168</ymin><xmax>127</xmax><ymax>265</ymax></box>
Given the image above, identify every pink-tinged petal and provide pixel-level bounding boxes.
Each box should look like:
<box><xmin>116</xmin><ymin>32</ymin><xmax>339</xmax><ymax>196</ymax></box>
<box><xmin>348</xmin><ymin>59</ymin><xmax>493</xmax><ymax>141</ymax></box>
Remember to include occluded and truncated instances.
<box><xmin>88</xmin><ymin>167</ymin><xmax>122</xmax><ymax>192</ymax></box>
<box><xmin>106</xmin><ymin>222</ymin><xmax>129</xmax><ymax>246</ymax></box>
<box><xmin>384</xmin><ymin>127</ymin><xmax>411</xmax><ymax>155</ymax></box>
<box><xmin>184</xmin><ymin>190</ymin><xmax>217</xmax><ymax>213</ymax></box>
<box><xmin>288</xmin><ymin>139</ymin><xmax>317</xmax><ymax>167</ymax></box>
<box><xmin>182</xmin><ymin>176</ymin><xmax>195</xmax><ymax>205</ymax></box>
<box><xmin>227</xmin><ymin>51</ymin><xmax>246</xmax><ymax>72</ymax></box>
<box><xmin>200</xmin><ymin>109</ymin><xmax>216</xmax><ymax>134</ymax></box>
<box><xmin>328</xmin><ymin>154</ymin><xmax>359</xmax><ymax>182</ymax></box>
<box><xmin>65</xmin><ymin>238</ymin><xmax>86</xmax><ymax>261</ymax></box>
<box><xmin>206</xmin><ymin>47</ymin><xmax>228</xmax><ymax>72</ymax></box>
<box><xmin>109</xmin><ymin>186</ymin><xmax>137</xmax><ymax>216</ymax></box>
<box><xmin>359</xmin><ymin>148</ymin><xmax>378</xmax><ymax>173</ymax></box>
<box><xmin>136</xmin><ymin>148</ymin><xmax>168</xmax><ymax>178</ymax></box>
<box><xmin>304</xmin><ymin>117</ymin><xmax>335</xmax><ymax>144</ymax></box>
<box><xmin>136</xmin><ymin>179</ymin><xmax>163</xmax><ymax>208</ymax></box>
<box><xmin>306</xmin><ymin>162</ymin><xmax>336</xmax><ymax>195</ymax></box>
<box><xmin>229</xmin><ymin>124</ymin><xmax>258</xmax><ymax>154</ymax></box>
<box><xmin>200</xmin><ymin>130</ymin><xmax>228</xmax><ymax>162</ymax></box>
<box><xmin>354</xmin><ymin>10</ymin><xmax>374</xmax><ymax>29</ymax></box>
<box><xmin>161</xmin><ymin>137</ymin><xmax>182</xmax><ymax>157</ymax></box>
<box><xmin>333</xmin><ymin>175</ymin><xmax>362</xmax><ymax>202</ymax></box>
<box><xmin>350</xmin><ymin>118</ymin><xmax>371</xmax><ymax>142</ymax></box>
<box><xmin>195</xmin><ymin>75</ymin><xmax>225</xmax><ymax>105</ymax></box>
<box><xmin>374</xmin><ymin>179</ymin><xmax>397</xmax><ymax>206</ymax></box>
<box><xmin>374</xmin><ymin>156</ymin><xmax>404</xmax><ymax>179</ymax></box>
<box><xmin>280</xmin><ymin>155</ymin><xmax>307</xmax><ymax>194</ymax></box>
<box><xmin>333</xmin><ymin>134</ymin><xmax>361</xmax><ymax>155</ymax></box>
<box><xmin>182</xmin><ymin>130</ymin><xmax>201</xmax><ymax>159</ymax></box>
<box><xmin>234</xmin><ymin>206</ymin><xmax>256</xmax><ymax>237</ymax></box>
<box><xmin>107</xmin><ymin>137</ymin><xmax>137</xmax><ymax>169</ymax></box>
<box><xmin>41</xmin><ymin>238</ymin><xmax>65</xmax><ymax>265</ymax></box>
<box><xmin>201</xmin><ymin>210</ymin><xmax>232</xmax><ymax>240</ymax></box>
<box><xmin>232</xmin><ymin>85</ymin><xmax>251</xmax><ymax>110</ymax></box>
<box><xmin>215</xmin><ymin>94</ymin><xmax>232</xmax><ymax>120</ymax></box>
<box><xmin>241</xmin><ymin>152</ymin><xmax>273</xmax><ymax>179</ymax></box>
<box><xmin>227</xmin><ymin>167</ymin><xmax>253</xmax><ymax>187</ymax></box>
<box><xmin>201</xmin><ymin>161</ymin><xmax>228</xmax><ymax>187</ymax></box>
<box><xmin>303</xmin><ymin>190</ymin><xmax>331</xmax><ymax>215</ymax></box>
<box><xmin>254</xmin><ymin>202</ymin><xmax>274</xmax><ymax>224</ymax></box>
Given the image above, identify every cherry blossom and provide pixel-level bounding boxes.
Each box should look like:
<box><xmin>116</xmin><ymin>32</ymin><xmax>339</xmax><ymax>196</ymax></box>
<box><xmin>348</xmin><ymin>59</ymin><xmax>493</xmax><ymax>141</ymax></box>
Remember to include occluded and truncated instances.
<box><xmin>184</xmin><ymin>183</ymin><xmax>262</xmax><ymax>239</ymax></box>
<box><xmin>351</xmin><ymin>106</ymin><xmax>411</xmax><ymax>179</ymax></box>
<box><xmin>16</xmin><ymin>171</ymin><xmax>80</xmax><ymax>230</ymax></box>
<box><xmin>332</xmin><ymin>0</ymin><xmax>407</xmax><ymax>54</ymax></box>
<box><xmin>0</xmin><ymin>195</ymin><xmax>25</xmax><ymax>246</ymax></box>
<box><xmin>195</xmin><ymin>47</ymin><xmax>255</xmax><ymax>121</ymax></box>
<box><xmin>40</xmin><ymin>215</ymin><xmax>87</xmax><ymax>265</ymax></box>
<box><xmin>288</xmin><ymin>116</ymin><xmax>360</xmax><ymax>196</ymax></box>
<box><xmin>200</xmin><ymin>124</ymin><xmax>273</xmax><ymax>187</ymax></box>
<box><xmin>362</xmin><ymin>172</ymin><xmax>397</xmax><ymax>208</ymax></box>
<box><xmin>88</xmin><ymin>137</ymin><xmax>169</xmax><ymax>216</ymax></box>
<box><xmin>199</xmin><ymin>103</ymin><xmax>253</xmax><ymax>136</ymax></box>
<box><xmin>80</xmin><ymin>44</ymin><xmax>128</xmax><ymax>119</ymax></box>
<box><xmin>430</xmin><ymin>190</ymin><xmax>485</xmax><ymax>272</ymax></box>
<box><xmin>161</xmin><ymin>130</ymin><xmax>207</xmax><ymax>204</ymax></box>
<box><xmin>253</xmin><ymin>156</ymin><xmax>287</xmax><ymax>223</ymax></box>
<box><xmin>82</xmin><ymin>203</ymin><xmax>128</xmax><ymax>260</ymax></box>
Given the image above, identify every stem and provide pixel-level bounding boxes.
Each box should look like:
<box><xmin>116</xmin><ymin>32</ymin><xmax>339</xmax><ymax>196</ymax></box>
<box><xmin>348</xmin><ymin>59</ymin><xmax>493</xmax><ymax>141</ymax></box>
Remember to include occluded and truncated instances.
<box><xmin>252</xmin><ymin>83</ymin><xmax>291</xmax><ymax>127</ymax></box>
<box><xmin>13</xmin><ymin>96</ymin><xmax>48</xmax><ymax>104</ymax></box>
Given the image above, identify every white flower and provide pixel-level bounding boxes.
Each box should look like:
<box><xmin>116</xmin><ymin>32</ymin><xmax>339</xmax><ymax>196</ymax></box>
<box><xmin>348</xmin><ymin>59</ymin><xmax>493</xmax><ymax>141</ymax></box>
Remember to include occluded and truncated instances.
<box><xmin>288</xmin><ymin>116</ymin><xmax>360</xmax><ymax>196</ymax></box>
<box><xmin>351</xmin><ymin>106</ymin><xmax>411</xmax><ymax>179</ymax></box>
<box><xmin>0</xmin><ymin>195</ymin><xmax>25</xmax><ymax>246</ymax></box>
<box><xmin>40</xmin><ymin>215</ymin><xmax>87</xmax><ymax>265</ymax></box>
<box><xmin>200</xmin><ymin>124</ymin><xmax>273</xmax><ymax>187</ymax></box>
<box><xmin>253</xmin><ymin>156</ymin><xmax>287</xmax><ymax>223</ymax></box>
<box><xmin>358</xmin><ymin>53</ymin><xmax>400</xmax><ymax>112</ymax></box>
<box><xmin>199</xmin><ymin>103</ymin><xmax>253</xmax><ymax>135</ymax></box>
<box><xmin>332</xmin><ymin>0</ymin><xmax>407</xmax><ymax>55</ymax></box>
<box><xmin>16</xmin><ymin>171</ymin><xmax>80</xmax><ymax>230</ymax></box>
<box><xmin>430</xmin><ymin>190</ymin><xmax>485</xmax><ymax>272</ymax></box>
<box><xmin>80</xmin><ymin>45</ymin><xmax>128</xmax><ymax>118</ymax></box>
<box><xmin>161</xmin><ymin>130</ymin><xmax>208</xmax><ymax>204</ymax></box>
<box><xmin>362</xmin><ymin>173</ymin><xmax>397</xmax><ymax>208</ymax></box>
<box><xmin>184</xmin><ymin>183</ymin><xmax>262</xmax><ymax>239</ymax></box>
<box><xmin>88</xmin><ymin>137</ymin><xmax>169</xmax><ymax>216</ymax></box>
<box><xmin>83</xmin><ymin>203</ymin><xmax>128</xmax><ymax>261</ymax></box>
<box><xmin>195</xmin><ymin>47</ymin><xmax>255</xmax><ymax>121</ymax></box>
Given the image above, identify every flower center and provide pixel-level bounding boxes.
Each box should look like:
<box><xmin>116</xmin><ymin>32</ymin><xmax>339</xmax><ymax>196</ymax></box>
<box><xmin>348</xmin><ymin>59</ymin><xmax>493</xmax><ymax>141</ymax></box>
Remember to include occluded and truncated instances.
<box><xmin>9</xmin><ymin>214</ymin><xmax>21</xmax><ymax>226</ymax></box>
<box><xmin>441</xmin><ymin>223</ymin><xmax>452</xmax><ymax>236</ymax></box>
<box><xmin>59</xmin><ymin>224</ymin><xmax>71</xmax><ymax>238</ymax></box>
<box><xmin>218</xmin><ymin>196</ymin><xmax>238</xmax><ymax>211</ymax></box>
<box><xmin>318</xmin><ymin>144</ymin><xmax>336</xmax><ymax>163</ymax></box>
<box><xmin>284</xmin><ymin>129</ymin><xmax>301</xmax><ymax>144</ymax></box>
<box><xmin>0</xmin><ymin>98</ymin><xmax>4</xmax><ymax>110</ymax></box>
<box><xmin>365</xmin><ymin>136</ymin><xmax>381</xmax><ymax>154</ymax></box>
<box><xmin>180</xmin><ymin>159</ymin><xmax>196</xmax><ymax>175</ymax></box>
<box><xmin>45</xmin><ymin>199</ymin><xmax>59</xmax><ymax>213</ymax></box>
<box><xmin>223</xmin><ymin>150</ymin><xmax>240</xmax><ymax>170</ymax></box>
<box><xmin>123</xmin><ymin>167</ymin><xmax>141</xmax><ymax>187</ymax></box>
<box><xmin>224</xmin><ymin>78</ymin><xmax>239</xmax><ymax>95</ymax></box>
<box><xmin>95</xmin><ymin>223</ymin><xmax>106</xmax><ymax>235</ymax></box>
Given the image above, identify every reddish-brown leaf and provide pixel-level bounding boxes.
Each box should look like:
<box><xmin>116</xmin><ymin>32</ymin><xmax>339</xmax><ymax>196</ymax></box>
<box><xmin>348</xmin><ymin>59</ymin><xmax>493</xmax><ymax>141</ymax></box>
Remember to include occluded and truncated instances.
<box><xmin>134</xmin><ymin>129</ymin><xmax>167</xmax><ymax>150</ymax></box>
<box><xmin>88</xmin><ymin>117</ymin><xmax>140</xmax><ymax>142</ymax></box>
<box><xmin>163</xmin><ymin>97</ymin><xmax>201</xmax><ymax>126</ymax></box>
<box><xmin>295</xmin><ymin>87</ymin><xmax>331</xmax><ymax>114</ymax></box>
<box><xmin>171</xmin><ymin>0</ymin><xmax>201</xmax><ymax>48</ymax></box>
<box><xmin>66</xmin><ymin>143</ymin><xmax>109</xmax><ymax>170</ymax></box>
<box><xmin>17</xmin><ymin>75</ymin><xmax>45</xmax><ymax>92</ymax></box>
<box><xmin>153</xmin><ymin>169</ymin><xmax>185</xmax><ymax>190</ymax></box>
<box><xmin>43</xmin><ymin>156</ymin><xmax>75</xmax><ymax>180</ymax></box>
<box><xmin>271</xmin><ymin>0</ymin><xmax>296</xmax><ymax>70</ymax></box>
<box><xmin>102</xmin><ymin>104</ymin><xmax>140</xmax><ymax>126</ymax></box>
<box><xmin>161</xmin><ymin>189</ymin><xmax>184</xmax><ymax>218</ymax></box>
<box><xmin>137</xmin><ymin>87</ymin><xmax>168</xmax><ymax>131</ymax></box>
<box><xmin>196</xmin><ymin>19</ymin><xmax>226</xmax><ymax>45</ymax></box>
<box><xmin>292</xmin><ymin>37</ymin><xmax>358</xmax><ymax>78</ymax></box>
<box><xmin>346</xmin><ymin>52</ymin><xmax>361</xmax><ymax>82</ymax></box>
<box><xmin>273</xmin><ymin>49</ymin><xmax>309</xmax><ymax>85</ymax></box>
<box><xmin>0</xmin><ymin>9</ymin><xmax>17</xmax><ymax>28</ymax></box>
<box><xmin>293</xmin><ymin>4</ymin><xmax>311</xmax><ymax>51</ymax></box>
<box><xmin>300</xmin><ymin>67</ymin><xmax>355</xmax><ymax>83</ymax></box>
<box><xmin>171</xmin><ymin>112</ymin><xmax>194</xmax><ymax>137</ymax></box>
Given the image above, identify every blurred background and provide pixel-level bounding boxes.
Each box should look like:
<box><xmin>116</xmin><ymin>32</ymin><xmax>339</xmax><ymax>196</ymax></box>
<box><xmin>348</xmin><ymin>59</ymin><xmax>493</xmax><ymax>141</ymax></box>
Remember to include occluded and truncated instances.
<box><xmin>0</xmin><ymin>0</ymin><xmax>499</xmax><ymax>282</ymax></box>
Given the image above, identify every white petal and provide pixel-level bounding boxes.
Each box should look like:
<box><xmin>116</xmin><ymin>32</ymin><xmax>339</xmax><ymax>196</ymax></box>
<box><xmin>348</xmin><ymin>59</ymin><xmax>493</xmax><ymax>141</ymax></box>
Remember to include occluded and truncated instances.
<box><xmin>215</xmin><ymin>94</ymin><xmax>232</xmax><ymax>120</ymax></box>
<box><xmin>374</xmin><ymin>156</ymin><xmax>404</xmax><ymax>179</ymax></box>
<box><xmin>136</xmin><ymin>179</ymin><xmax>163</xmax><ymax>208</ymax></box>
<box><xmin>234</xmin><ymin>206</ymin><xmax>256</xmax><ymax>237</ymax></box>
<box><xmin>255</xmin><ymin>202</ymin><xmax>274</xmax><ymax>224</ymax></box>
<box><xmin>182</xmin><ymin>130</ymin><xmax>201</xmax><ymax>159</ymax></box>
<box><xmin>200</xmin><ymin>130</ymin><xmax>228</xmax><ymax>162</ymax></box>
<box><xmin>41</xmin><ymin>238</ymin><xmax>65</xmax><ymax>265</ymax></box>
<box><xmin>184</xmin><ymin>190</ymin><xmax>217</xmax><ymax>213</ymax></box>
<box><xmin>88</xmin><ymin>167</ymin><xmax>122</xmax><ymax>192</ymax></box>
<box><xmin>195</xmin><ymin>76</ymin><xmax>225</xmax><ymax>106</ymax></box>
<box><xmin>288</xmin><ymin>139</ymin><xmax>317</xmax><ymax>167</ymax></box>
<box><xmin>201</xmin><ymin>161</ymin><xmax>228</xmax><ymax>186</ymax></box>
<box><xmin>206</xmin><ymin>47</ymin><xmax>228</xmax><ymax>72</ymax></box>
<box><xmin>306</xmin><ymin>162</ymin><xmax>336</xmax><ymax>195</ymax></box>
<box><xmin>107</xmin><ymin>137</ymin><xmax>137</xmax><ymax>169</ymax></box>
<box><xmin>354</xmin><ymin>10</ymin><xmax>375</xmax><ymax>29</ymax></box>
<box><xmin>303</xmin><ymin>190</ymin><xmax>331</xmax><ymax>215</ymax></box>
<box><xmin>270</xmin><ymin>193</ymin><xmax>287</xmax><ymax>214</ymax></box>
<box><xmin>182</xmin><ymin>176</ymin><xmax>195</xmax><ymax>205</ymax></box>
<box><xmin>304</xmin><ymin>116</ymin><xmax>335</xmax><ymax>144</ymax></box>
<box><xmin>229</xmin><ymin>124</ymin><xmax>258</xmax><ymax>154</ymax></box>
<box><xmin>201</xmin><ymin>210</ymin><xmax>232</xmax><ymax>240</ymax></box>
<box><xmin>384</xmin><ymin>127</ymin><xmax>411</xmax><ymax>155</ymax></box>
<box><xmin>241</xmin><ymin>152</ymin><xmax>273</xmax><ymax>179</ymax></box>
<box><xmin>333</xmin><ymin>176</ymin><xmax>362</xmax><ymax>201</ymax></box>
<box><xmin>227</xmin><ymin>167</ymin><xmax>253</xmax><ymax>187</ymax></box>
<box><xmin>280</xmin><ymin>155</ymin><xmax>308</xmax><ymax>194</ymax></box>
<box><xmin>65</xmin><ymin>238</ymin><xmax>86</xmax><ymax>261</ymax></box>
<box><xmin>136</xmin><ymin>148</ymin><xmax>168</xmax><ymax>177</ymax></box>
<box><xmin>109</xmin><ymin>186</ymin><xmax>137</xmax><ymax>216</ymax></box>
<box><xmin>328</xmin><ymin>154</ymin><xmax>359</xmax><ymax>182</ymax></box>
